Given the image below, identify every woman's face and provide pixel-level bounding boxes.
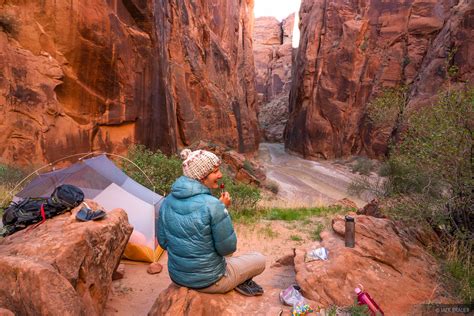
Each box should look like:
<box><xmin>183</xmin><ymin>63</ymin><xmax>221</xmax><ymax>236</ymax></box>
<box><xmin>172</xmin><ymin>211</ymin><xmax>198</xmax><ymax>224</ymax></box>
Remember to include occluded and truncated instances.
<box><xmin>201</xmin><ymin>167</ymin><xmax>222</xmax><ymax>189</ymax></box>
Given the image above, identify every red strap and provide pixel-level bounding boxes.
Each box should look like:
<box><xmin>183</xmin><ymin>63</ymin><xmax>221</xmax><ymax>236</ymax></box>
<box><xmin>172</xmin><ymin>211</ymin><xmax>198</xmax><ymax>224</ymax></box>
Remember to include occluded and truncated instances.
<box><xmin>26</xmin><ymin>204</ymin><xmax>47</xmax><ymax>233</ymax></box>
<box><xmin>40</xmin><ymin>204</ymin><xmax>46</xmax><ymax>222</ymax></box>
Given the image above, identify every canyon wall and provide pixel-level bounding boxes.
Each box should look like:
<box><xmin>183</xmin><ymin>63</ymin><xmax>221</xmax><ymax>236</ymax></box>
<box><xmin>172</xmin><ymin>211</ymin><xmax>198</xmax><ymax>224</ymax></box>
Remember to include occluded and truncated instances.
<box><xmin>253</xmin><ymin>14</ymin><xmax>295</xmax><ymax>142</ymax></box>
<box><xmin>156</xmin><ymin>0</ymin><xmax>259</xmax><ymax>153</ymax></box>
<box><xmin>285</xmin><ymin>0</ymin><xmax>473</xmax><ymax>159</ymax></box>
<box><xmin>0</xmin><ymin>0</ymin><xmax>258</xmax><ymax>166</ymax></box>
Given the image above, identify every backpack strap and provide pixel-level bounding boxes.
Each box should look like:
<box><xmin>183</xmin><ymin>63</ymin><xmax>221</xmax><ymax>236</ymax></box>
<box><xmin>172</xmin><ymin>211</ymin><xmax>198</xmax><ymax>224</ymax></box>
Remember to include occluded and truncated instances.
<box><xmin>40</xmin><ymin>204</ymin><xmax>46</xmax><ymax>222</ymax></box>
<box><xmin>26</xmin><ymin>204</ymin><xmax>47</xmax><ymax>233</ymax></box>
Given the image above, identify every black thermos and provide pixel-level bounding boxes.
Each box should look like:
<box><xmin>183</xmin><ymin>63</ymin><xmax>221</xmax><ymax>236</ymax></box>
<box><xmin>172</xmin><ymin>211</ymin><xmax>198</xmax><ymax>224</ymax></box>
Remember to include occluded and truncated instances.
<box><xmin>345</xmin><ymin>215</ymin><xmax>355</xmax><ymax>248</ymax></box>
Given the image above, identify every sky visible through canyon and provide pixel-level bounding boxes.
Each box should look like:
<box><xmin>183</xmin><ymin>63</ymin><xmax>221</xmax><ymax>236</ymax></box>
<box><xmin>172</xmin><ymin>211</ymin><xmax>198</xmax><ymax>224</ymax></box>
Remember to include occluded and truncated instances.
<box><xmin>254</xmin><ymin>0</ymin><xmax>301</xmax><ymax>47</ymax></box>
<box><xmin>254</xmin><ymin>0</ymin><xmax>301</xmax><ymax>21</ymax></box>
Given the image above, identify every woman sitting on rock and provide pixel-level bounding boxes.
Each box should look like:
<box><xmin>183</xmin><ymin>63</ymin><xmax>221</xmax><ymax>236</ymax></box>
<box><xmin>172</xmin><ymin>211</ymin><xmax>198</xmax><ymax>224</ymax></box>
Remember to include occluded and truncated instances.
<box><xmin>157</xmin><ymin>148</ymin><xmax>266</xmax><ymax>296</ymax></box>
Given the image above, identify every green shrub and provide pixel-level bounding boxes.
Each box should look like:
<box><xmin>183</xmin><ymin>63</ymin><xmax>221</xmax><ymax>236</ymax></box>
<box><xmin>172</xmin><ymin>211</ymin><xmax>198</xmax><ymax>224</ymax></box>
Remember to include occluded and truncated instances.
<box><xmin>444</xmin><ymin>233</ymin><xmax>473</xmax><ymax>303</ymax></box>
<box><xmin>290</xmin><ymin>234</ymin><xmax>302</xmax><ymax>241</ymax></box>
<box><xmin>348</xmin><ymin>175</ymin><xmax>386</xmax><ymax>199</ymax></box>
<box><xmin>348</xmin><ymin>299</ymin><xmax>370</xmax><ymax>316</ymax></box>
<box><xmin>216</xmin><ymin>173</ymin><xmax>261</xmax><ymax>213</ymax></box>
<box><xmin>265</xmin><ymin>206</ymin><xmax>342</xmax><ymax>221</ymax></box>
<box><xmin>121</xmin><ymin>145</ymin><xmax>182</xmax><ymax>195</ymax></box>
<box><xmin>358</xmin><ymin>87</ymin><xmax>473</xmax><ymax>232</ymax></box>
<box><xmin>387</xmin><ymin>88</ymin><xmax>473</xmax><ymax>231</ymax></box>
<box><xmin>310</xmin><ymin>222</ymin><xmax>325</xmax><ymax>241</ymax></box>
<box><xmin>0</xmin><ymin>185</ymin><xmax>11</xmax><ymax>210</ymax></box>
<box><xmin>358</xmin><ymin>85</ymin><xmax>473</xmax><ymax>303</ymax></box>
<box><xmin>379</xmin><ymin>159</ymin><xmax>443</xmax><ymax>197</ymax></box>
<box><xmin>350</xmin><ymin>157</ymin><xmax>375</xmax><ymax>176</ymax></box>
<box><xmin>260</xmin><ymin>223</ymin><xmax>279</xmax><ymax>238</ymax></box>
<box><xmin>326</xmin><ymin>305</ymin><xmax>338</xmax><ymax>316</ymax></box>
<box><xmin>242</xmin><ymin>160</ymin><xmax>255</xmax><ymax>175</ymax></box>
<box><xmin>0</xmin><ymin>164</ymin><xmax>28</xmax><ymax>187</ymax></box>
<box><xmin>366</xmin><ymin>85</ymin><xmax>408</xmax><ymax>128</ymax></box>
<box><xmin>262</xmin><ymin>180</ymin><xmax>279</xmax><ymax>194</ymax></box>
<box><xmin>0</xmin><ymin>163</ymin><xmax>29</xmax><ymax>208</ymax></box>
<box><xmin>230</xmin><ymin>206</ymin><xmax>346</xmax><ymax>225</ymax></box>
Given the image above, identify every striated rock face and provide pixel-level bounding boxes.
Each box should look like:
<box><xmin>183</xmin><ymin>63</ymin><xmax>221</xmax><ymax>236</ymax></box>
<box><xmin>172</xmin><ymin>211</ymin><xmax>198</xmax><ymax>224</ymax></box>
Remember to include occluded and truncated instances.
<box><xmin>156</xmin><ymin>0</ymin><xmax>259</xmax><ymax>153</ymax></box>
<box><xmin>0</xmin><ymin>0</ymin><xmax>258</xmax><ymax>166</ymax></box>
<box><xmin>0</xmin><ymin>2</ymin><xmax>161</xmax><ymax>165</ymax></box>
<box><xmin>294</xmin><ymin>215</ymin><xmax>443</xmax><ymax>315</ymax></box>
<box><xmin>285</xmin><ymin>0</ymin><xmax>473</xmax><ymax>159</ymax></box>
<box><xmin>0</xmin><ymin>203</ymin><xmax>132</xmax><ymax>315</ymax></box>
<box><xmin>253</xmin><ymin>15</ymin><xmax>295</xmax><ymax>142</ymax></box>
<box><xmin>253</xmin><ymin>17</ymin><xmax>283</xmax><ymax>99</ymax></box>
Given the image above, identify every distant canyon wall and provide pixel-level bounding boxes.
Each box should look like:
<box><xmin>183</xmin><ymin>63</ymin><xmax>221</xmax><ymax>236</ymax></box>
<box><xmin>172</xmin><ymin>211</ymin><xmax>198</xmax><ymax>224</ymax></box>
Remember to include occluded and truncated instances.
<box><xmin>253</xmin><ymin>15</ymin><xmax>294</xmax><ymax>142</ymax></box>
<box><xmin>0</xmin><ymin>0</ymin><xmax>258</xmax><ymax>166</ymax></box>
<box><xmin>285</xmin><ymin>0</ymin><xmax>473</xmax><ymax>159</ymax></box>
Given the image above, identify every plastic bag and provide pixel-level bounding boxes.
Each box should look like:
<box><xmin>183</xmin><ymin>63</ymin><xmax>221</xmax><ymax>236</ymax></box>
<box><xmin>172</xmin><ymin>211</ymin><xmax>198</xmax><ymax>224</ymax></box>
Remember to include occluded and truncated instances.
<box><xmin>280</xmin><ymin>285</ymin><xmax>314</xmax><ymax>316</ymax></box>
<box><xmin>280</xmin><ymin>285</ymin><xmax>305</xmax><ymax>307</ymax></box>
<box><xmin>305</xmin><ymin>247</ymin><xmax>329</xmax><ymax>262</ymax></box>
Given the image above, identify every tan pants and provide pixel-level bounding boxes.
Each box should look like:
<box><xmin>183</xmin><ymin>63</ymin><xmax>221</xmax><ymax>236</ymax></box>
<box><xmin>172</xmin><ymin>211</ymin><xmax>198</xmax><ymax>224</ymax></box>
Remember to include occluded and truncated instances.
<box><xmin>197</xmin><ymin>252</ymin><xmax>266</xmax><ymax>294</ymax></box>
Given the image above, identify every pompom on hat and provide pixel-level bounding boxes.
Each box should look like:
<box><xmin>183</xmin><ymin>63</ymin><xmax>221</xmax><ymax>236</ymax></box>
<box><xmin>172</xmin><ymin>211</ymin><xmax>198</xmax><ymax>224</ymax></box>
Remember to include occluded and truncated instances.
<box><xmin>180</xmin><ymin>149</ymin><xmax>221</xmax><ymax>180</ymax></box>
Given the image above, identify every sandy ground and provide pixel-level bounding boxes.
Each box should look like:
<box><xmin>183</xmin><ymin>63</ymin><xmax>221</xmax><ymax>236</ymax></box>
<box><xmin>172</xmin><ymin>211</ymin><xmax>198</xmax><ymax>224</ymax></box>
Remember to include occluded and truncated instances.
<box><xmin>104</xmin><ymin>218</ymin><xmax>333</xmax><ymax>315</ymax></box>
<box><xmin>105</xmin><ymin>143</ymin><xmax>369</xmax><ymax>315</ymax></box>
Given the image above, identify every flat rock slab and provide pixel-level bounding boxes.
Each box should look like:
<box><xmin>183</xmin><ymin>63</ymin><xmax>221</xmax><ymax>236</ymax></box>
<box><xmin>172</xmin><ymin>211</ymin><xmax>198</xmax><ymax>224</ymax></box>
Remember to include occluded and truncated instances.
<box><xmin>149</xmin><ymin>284</ymin><xmax>300</xmax><ymax>315</ymax></box>
<box><xmin>147</xmin><ymin>259</ymin><xmax>320</xmax><ymax>316</ymax></box>
<box><xmin>0</xmin><ymin>202</ymin><xmax>132</xmax><ymax>315</ymax></box>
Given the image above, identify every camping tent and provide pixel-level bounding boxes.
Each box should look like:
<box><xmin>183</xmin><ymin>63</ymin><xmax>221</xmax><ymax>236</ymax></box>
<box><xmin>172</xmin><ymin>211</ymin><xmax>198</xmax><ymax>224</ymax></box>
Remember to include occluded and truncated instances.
<box><xmin>14</xmin><ymin>154</ymin><xmax>164</xmax><ymax>262</ymax></box>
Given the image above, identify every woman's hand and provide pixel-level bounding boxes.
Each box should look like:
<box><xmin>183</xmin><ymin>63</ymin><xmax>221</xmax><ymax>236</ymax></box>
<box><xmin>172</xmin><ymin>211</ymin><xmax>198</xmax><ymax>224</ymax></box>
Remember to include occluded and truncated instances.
<box><xmin>219</xmin><ymin>191</ymin><xmax>232</xmax><ymax>208</ymax></box>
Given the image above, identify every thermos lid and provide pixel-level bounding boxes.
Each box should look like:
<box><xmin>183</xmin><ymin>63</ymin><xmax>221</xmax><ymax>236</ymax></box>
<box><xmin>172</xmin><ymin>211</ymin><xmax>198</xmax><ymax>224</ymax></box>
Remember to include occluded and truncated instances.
<box><xmin>345</xmin><ymin>215</ymin><xmax>354</xmax><ymax>222</ymax></box>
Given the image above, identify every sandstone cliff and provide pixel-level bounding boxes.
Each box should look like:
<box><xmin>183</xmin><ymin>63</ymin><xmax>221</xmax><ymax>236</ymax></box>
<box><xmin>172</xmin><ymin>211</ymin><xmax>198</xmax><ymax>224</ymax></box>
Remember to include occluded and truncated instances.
<box><xmin>0</xmin><ymin>0</ymin><xmax>258</xmax><ymax>166</ymax></box>
<box><xmin>156</xmin><ymin>0</ymin><xmax>259</xmax><ymax>153</ymax></box>
<box><xmin>285</xmin><ymin>0</ymin><xmax>473</xmax><ymax>159</ymax></box>
<box><xmin>253</xmin><ymin>14</ymin><xmax>295</xmax><ymax>142</ymax></box>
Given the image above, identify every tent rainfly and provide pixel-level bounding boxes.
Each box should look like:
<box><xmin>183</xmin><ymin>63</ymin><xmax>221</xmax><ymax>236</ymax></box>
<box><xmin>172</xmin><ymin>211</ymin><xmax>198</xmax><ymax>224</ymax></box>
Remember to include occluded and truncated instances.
<box><xmin>14</xmin><ymin>154</ymin><xmax>164</xmax><ymax>262</ymax></box>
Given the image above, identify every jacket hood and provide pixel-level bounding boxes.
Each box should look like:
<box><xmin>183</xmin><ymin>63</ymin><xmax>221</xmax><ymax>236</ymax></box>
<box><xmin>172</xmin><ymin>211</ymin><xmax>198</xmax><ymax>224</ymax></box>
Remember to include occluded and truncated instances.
<box><xmin>170</xmin><ymin>176</ymin><xmax>211</xmax><ymax>199</ymax></box>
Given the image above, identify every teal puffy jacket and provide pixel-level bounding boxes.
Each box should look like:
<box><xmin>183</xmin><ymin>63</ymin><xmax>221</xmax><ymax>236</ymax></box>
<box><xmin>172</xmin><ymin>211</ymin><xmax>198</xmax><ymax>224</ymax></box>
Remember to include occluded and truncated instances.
<box><xmin>157</xmin><ymin>176</ymin><xmax>237</xmax><ymax>288</ymax></box>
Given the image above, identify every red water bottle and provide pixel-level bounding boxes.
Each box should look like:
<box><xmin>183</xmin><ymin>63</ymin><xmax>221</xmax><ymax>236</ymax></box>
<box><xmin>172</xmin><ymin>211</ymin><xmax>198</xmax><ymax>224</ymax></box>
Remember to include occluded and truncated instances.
<box><xmin>355</xmin><ymin>287</ymin><xmax>384</xmax><ymax>316</ymax></box>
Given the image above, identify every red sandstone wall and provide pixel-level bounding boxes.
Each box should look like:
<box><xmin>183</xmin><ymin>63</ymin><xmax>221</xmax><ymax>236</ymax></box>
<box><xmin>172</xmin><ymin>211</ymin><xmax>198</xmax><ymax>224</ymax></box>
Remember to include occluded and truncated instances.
<box><xmin>285</xmin><ymin>0</ymin><xmax>473</xmax><ymax>159</ymax></box>
<box><xmin>0</xmin><ymin>0</ymin><xmax>259</xmax><ymax>166</ymax></box>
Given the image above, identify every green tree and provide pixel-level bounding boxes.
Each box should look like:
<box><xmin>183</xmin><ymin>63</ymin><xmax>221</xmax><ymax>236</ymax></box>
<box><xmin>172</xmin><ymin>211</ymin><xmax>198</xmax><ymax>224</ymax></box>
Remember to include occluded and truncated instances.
<box><xmin>366</xmin><ymin>85</ymin><xmax>409</xmax><ymax>146</ymax></box>
<box><xmin>356</xmin><ymin>86</ymin><xmax>473</xmax><ymax>302</ymax></box>
<box><xmin>388</xmin><ymin>88</ymin><xmax>473</xmax><ymax>233</ymax></box>
<box><xmin>121</xmin><ymin>145</ymin><xmax>182</xmax><ymax>195</ymax></box>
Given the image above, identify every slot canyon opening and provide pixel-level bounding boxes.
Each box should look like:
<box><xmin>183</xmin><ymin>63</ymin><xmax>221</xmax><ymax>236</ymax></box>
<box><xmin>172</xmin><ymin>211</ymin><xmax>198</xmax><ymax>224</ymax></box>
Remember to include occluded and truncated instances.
<box><xmin>253</xmin><ymin>0</ymin><xmax>301</xmax><ymax>143</ymax></box>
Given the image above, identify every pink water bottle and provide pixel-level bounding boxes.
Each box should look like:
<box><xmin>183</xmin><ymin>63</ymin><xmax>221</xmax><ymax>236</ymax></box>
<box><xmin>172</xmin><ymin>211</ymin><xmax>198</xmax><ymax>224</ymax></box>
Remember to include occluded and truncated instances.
<box><xmin>355</xmin><ymin>287</ymin><xmax>384</xmax><ymax>316</ymax></box>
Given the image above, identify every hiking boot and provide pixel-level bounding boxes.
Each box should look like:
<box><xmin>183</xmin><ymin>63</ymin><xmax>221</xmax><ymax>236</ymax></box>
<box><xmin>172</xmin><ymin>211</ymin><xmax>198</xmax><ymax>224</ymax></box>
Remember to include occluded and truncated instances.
<box><xmin>235</xmin><ymin>279</ymin><xmax>264</xmax><ymax>296</ymax></box>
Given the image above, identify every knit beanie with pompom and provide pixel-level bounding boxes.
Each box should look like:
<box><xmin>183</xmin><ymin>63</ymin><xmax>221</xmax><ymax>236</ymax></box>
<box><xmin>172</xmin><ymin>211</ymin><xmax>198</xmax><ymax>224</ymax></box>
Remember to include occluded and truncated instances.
<box><xmin>180</xmin><ymin>149</ymin><xmax>221</xmax><ymax>180</ymax></box>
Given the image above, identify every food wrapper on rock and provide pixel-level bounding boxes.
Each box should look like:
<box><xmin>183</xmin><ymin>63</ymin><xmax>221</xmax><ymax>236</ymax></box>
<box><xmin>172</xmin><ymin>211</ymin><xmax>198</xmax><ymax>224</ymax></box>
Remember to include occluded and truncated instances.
<box><xmin>280</xmin><ymin>285</ymin><xmax>306</xmax><ymax>307</ymax></box>
<box><xmin>280</xmin><ymin>285</ymin><xmax>314</xmax><ymax>315</ymax></box>
<box><xmin>305</xmin><ymin>247</ymin><xmax>328</xmax><ymax>262</ymax></box>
